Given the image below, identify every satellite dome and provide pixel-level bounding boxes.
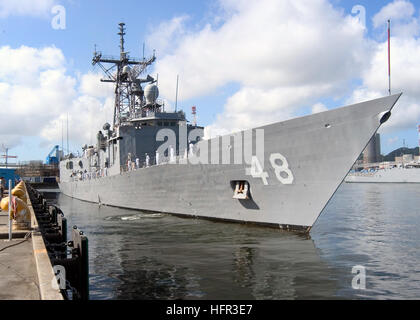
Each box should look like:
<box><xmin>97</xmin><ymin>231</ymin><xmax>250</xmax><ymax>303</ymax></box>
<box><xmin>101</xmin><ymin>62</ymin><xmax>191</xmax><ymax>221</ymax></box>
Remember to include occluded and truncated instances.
<box><xmin>122</xmin><ymin>65</ymin><xmax>131</xmax><ymax>75</ymax></box>
<box><xmin>103</xmin><ymin>123</ymin><xmax>111</xmax><ymax>131</ymax></box>
<box><xmin>144</xmin><ymin>84</ymin><xmax>159</xmax><ymax>104</ymax></box>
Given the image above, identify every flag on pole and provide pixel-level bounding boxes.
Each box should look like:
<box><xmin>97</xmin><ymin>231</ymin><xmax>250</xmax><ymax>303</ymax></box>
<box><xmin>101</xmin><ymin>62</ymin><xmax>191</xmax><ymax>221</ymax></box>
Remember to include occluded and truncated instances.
<box><xmin>388</xmin><ymin>20</ymin><xmax>391</xmax><ymax>96</ymax></box>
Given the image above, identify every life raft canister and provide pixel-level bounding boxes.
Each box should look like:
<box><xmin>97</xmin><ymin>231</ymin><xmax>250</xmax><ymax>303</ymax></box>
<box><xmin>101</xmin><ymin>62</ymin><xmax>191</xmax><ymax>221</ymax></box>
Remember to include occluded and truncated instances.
<box><xmin>0</xmin><ymin>196</ymin><xmax>31</xmax><ymax>230</ymax></box>
<box><xmin>15</xmin><ymin>182</ymin><xmax>27</xmax><ymax>193</ymax></box>
<box><xmin>11</xmin><ymin>187</ymin><xmax>28</xmax><ymax>203</ymax></box>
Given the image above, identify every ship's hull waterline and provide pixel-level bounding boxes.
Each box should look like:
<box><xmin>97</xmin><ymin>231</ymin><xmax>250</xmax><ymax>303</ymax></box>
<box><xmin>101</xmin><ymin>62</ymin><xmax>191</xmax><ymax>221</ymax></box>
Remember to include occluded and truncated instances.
<box><xmin>59</xmin><ymin>94</ymin><xmax>402</xmax><ymax>232</ymax></box>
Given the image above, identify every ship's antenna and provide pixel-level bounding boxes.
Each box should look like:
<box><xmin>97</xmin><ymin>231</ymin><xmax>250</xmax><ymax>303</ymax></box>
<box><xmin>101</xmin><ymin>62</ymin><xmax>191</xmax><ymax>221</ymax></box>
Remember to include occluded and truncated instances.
<box><xmin>192</xmin><ymin>106</ymin><xmax>197</xmax><ymax>127</ymax></box>
<box><xmin>61</xmin><ymin>119</ymin><xmax>64</xmax><ymax>156</ymax></box>
<box><xmin>388</xmin><ymin>19</ymin><xmax>391</xmax><ymax>96</ymax></box>
<box><xmin>118</xmin><ymin>22</ymin><xmax>126</xmax><ymax>58</ymax></box>
<box><xmin>92</xmin><ymin>23</ymin><xmax>157</xmax><ymax>127</ymax></box>
<box><xmin>175</xmin><ymin>75</ymin><xmax>179</xmax><ymax>112</ymax></box>
<box><xmin>67</xmin><ymin>113</ymin><xmax>69</xmax><ymax>156</ymax></box>
<box><xmin>418</xmin><ymin>124</ymin><xmax>420</xmax><ymax>154</ymax></box>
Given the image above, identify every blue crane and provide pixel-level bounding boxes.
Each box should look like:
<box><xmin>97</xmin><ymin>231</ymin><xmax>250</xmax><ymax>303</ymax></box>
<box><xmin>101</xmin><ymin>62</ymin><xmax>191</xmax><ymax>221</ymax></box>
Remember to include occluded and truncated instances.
<box><xmin>46</xmin><ymin>145</ymin><xmax>61</xmax><ymax>165</ymax></box>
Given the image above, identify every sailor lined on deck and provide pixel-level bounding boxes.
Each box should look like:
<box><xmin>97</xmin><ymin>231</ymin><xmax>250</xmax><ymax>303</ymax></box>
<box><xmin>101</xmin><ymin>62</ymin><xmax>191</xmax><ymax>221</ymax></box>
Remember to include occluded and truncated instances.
<box><xmin>145</xmin><ymin>154</ymin><xmax>150</xmax><ymax>167</ymax></box>
<box><xmin>127</xmin><ymin>153</ymin><xmax>133</xmax><ymax>171</ymax></box>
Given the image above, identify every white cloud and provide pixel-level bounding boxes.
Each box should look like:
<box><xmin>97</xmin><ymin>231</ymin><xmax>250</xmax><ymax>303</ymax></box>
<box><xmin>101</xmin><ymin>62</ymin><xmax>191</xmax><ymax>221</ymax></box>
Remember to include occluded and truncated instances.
<box><xmin>148</xmin><ymin>0</ymin><xmax>420</xmax><ymax>138</ymax></box>
<box><xmin>0</xmin><ymin>135</ymin><xmax>22</xmax><ymax>150</ymax></box>
<box><xmin>0</xmin><ymin>46</ymin><xmax>65</xmax><ymax>85</ymax></box>
<box><xmin>381</xmin><ymin>98</ymin><xmax>420</xmax><ymax>133</ymax></box>
<box><xmin>40</xmin><ymin>96</ymin><xmax>114</xmax><ymax>148</ymax></box>
<box><xmin>311</xmin><ymin>103</ymin><xmax>328</xmax><ymax>114</ymax></box>
<box><xmin>372</xmin><ymin>0</ymin><xmax>419</xmax><ymax>38</ymax></box>
<box><xmin>387</xmin><ymin>136</ymin><xmax>400</xmax><ymax>145</ymax></box>
<box><xmin>0</xmin><ymin>45</ymin><xmax>113</xmax><ymax>151</ymax></box>
<box><xmin>154</xmin><ymin>0</ymin><xmax>368</xmax><ymax>95</ymax></box>
<box><xmin>79</xmin><ymin>72</ymin><xmax>114</xmax><ymax>99</ymax></box>
<box><xmin>348</xmin><ymin>2</ymin><xmax>420</xmax><ymax>136</ymax></box>
<box><xmin>147</xmin><ymin>15</ymin><xmax>190</xmax><ymax>56</ymax></box>
<box><xmin>0</xmin><ymin>0</ymin><xmax>57</xmax><ymax>18</ymax></box>
<box><xmin>206</xmin><ymin>84</ymin><xmax>335</xmax><ymax>135</ymax></box>
<box><xmin>361</xmin><ymin>38</ymin><xmax>420</xmax><ymax>99</ymax></box>
<box><xmin>2</xmin><ymin>0</ymin><xmax>420</xmax><ymax>155</ymax></box>
<box><xmin>148</xmin><ymin>0</ymin><xmax>370</xmax><ymax>136</ymax></box>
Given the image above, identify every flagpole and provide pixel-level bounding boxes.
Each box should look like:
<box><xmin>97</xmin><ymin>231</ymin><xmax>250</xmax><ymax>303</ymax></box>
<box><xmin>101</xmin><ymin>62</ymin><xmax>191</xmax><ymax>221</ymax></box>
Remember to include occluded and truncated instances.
<box><xmin>8</xmin><ymin>180</ymin><xmax>12</xmax><ymax>241</ymax></box>
<box><xmin>175</xmin><ymin>75</ymin><xmax>179</xmax><ymax>112</ymax></box>
<box><xmin>388</xmin><ymin>19</ymin><xmax>391</xmax><ymax>96</ymax></box>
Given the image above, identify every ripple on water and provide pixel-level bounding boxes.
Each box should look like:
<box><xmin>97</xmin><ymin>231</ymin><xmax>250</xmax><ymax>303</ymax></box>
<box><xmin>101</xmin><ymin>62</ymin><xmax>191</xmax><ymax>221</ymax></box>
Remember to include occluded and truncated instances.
<box><xmin>104</xmin><ymin>212</ymin><xmax>166</xmax><ymax>221</ymax></box>
<box><xmin>47</xmin><ymin>183</ymin><xmax>420</xmax><ymax>300</ymax></box>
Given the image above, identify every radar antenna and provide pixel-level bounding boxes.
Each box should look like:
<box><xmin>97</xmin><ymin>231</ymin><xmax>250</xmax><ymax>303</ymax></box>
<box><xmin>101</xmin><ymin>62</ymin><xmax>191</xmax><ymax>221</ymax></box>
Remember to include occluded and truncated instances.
<box><xmin>92</xmin><ymin>23</ymin><xmax>157</xmax><ymax>128</ymax></box>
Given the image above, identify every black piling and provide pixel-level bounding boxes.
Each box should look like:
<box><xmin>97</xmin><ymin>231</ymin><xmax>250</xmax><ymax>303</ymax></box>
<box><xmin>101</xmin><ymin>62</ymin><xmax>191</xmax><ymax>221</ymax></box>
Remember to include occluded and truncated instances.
<box><xmin>27</xmin><ymin>185</ymin><xmax>89</xmax><ymax>300</ymax></box>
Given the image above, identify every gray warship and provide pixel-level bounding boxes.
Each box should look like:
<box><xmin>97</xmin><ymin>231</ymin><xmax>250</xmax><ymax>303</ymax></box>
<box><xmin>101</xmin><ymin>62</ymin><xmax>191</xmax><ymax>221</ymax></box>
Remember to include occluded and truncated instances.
<box><xmin>59</xmin><ymin>23</ymin><xmax>402</xmax><ymax>232</ymax></box>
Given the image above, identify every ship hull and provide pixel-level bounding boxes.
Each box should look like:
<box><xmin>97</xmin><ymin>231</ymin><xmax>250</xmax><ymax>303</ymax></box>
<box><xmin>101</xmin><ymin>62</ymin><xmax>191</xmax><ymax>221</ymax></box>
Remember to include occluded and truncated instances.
<box><xmin>59</xmin><ymin>94</ymin><xmax>402</xmax><ymax>231</ymax></box>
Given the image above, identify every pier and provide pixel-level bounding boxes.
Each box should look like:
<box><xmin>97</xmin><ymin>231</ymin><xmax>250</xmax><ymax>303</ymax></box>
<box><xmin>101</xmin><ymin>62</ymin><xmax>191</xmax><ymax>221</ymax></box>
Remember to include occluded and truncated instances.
<box><xmin>0</xmin><ymin>182</ymin><xmax>88</xmax><ymax>300</ymax></box>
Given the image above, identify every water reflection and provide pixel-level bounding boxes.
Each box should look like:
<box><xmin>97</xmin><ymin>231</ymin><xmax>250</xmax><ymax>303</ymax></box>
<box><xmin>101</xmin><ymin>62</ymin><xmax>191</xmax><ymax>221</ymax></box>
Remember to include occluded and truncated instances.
<box><xmin>48</xmin><ymin>192</ymin><xmax>338</xmax><ymax>300</ymax></box>
<box><xmin>40</xmin><ymin>183</ymin><xmax>420</xmax><ymax>300</ymax></box>
<box><xmin>312</xmin><ymin>183</ymin><xmax>420</xmax><ymax>299</ymax></box>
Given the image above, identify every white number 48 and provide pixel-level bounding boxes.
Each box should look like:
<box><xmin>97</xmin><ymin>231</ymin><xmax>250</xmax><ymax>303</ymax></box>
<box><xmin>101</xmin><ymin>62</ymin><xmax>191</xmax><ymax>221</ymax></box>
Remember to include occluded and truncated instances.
<box><xmin>247</xmin><ymin>156</ymin><xmax>269</xmax><ymax>185</ymax></box>
<box><xmin>270</xmin><ymin>153</ymin><xmax>294</xmax><ymax>185</ymax></box>
<box><xmin>246</xmin><ymin>154</ymin><xmax>294</xmax><ymax>185</ymax></box>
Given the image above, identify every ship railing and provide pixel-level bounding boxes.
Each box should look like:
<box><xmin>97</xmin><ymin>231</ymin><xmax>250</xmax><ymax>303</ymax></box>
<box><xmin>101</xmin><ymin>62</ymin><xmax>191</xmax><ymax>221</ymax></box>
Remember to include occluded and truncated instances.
<box><xmin>120</xmin><ymin>149</ymin><xmax>197</xmax><ymax>173</ymax></box>
<box><xmin>70</xmin><ymin>149</ymin><xmax>196</xmax><ymax>180</ymax></box>
<box><xmin>70</xmin><ymin>151</ymin><xmax>194</xmax><ymax>181</ymax></box>
<box><xmin>352</xmin><ymin>170</ymin><xmax>378</xmax><ymax>177</ymax></box>
<box><xmin>132</xmin><ymin>100</ymin><xmax>166</xmax><ymax>118</ymax></box>
<box><xmin>69</xmin><ymin>168</ymin><xmax>109</xmax><ymax>182</ymax></box>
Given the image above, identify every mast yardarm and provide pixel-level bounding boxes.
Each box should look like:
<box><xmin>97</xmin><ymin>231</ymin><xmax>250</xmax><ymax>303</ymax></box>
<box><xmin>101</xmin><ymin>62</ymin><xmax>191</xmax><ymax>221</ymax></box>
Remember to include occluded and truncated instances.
<box><xmin>92</xmin><ymin>23</ymin><xmax>158</xmax><ymax>128</ymax></box>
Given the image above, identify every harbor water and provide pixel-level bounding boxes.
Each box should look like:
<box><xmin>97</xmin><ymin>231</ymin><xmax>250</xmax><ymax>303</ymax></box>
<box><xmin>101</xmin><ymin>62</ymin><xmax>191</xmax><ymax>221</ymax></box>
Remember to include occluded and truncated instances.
<box><xmin>42</xmin><ymin>183</ymin><xmax>420</xmax><ymax>300</ymax></box>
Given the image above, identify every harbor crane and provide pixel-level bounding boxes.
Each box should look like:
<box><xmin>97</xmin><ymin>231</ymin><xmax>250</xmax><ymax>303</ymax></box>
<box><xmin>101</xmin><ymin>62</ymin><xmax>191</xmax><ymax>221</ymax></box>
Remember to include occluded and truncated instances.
<box><xmin>46</xmin><ymin>145</ymin><xmax>61</xmax><ymax>165</ymax></box>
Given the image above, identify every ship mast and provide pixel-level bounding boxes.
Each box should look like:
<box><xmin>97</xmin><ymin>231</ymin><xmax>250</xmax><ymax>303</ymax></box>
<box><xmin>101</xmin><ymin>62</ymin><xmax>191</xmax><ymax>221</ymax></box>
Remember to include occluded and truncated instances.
<box><xmin>92</xmin><ymin>23</ymin><xmax>157</xmax><ymax>128</ymax></box>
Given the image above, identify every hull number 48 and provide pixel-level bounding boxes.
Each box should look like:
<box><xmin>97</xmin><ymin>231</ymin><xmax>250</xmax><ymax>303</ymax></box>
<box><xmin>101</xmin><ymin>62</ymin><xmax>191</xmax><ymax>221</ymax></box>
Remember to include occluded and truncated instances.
<box><xmin>246</xmin><ymin>154</ymin><xmax>294</xmax><ymax>186</ymax></box>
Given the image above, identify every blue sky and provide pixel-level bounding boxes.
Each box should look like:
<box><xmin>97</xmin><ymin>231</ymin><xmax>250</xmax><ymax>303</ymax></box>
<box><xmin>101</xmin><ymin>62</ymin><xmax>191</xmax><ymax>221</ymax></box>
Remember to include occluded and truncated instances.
<box><xmin>0</xmin><ymin>0</ymin><xmax>420</xmax><ymax>163</ymax></box>
<box><xmin>0</xmin><ymin>1</ymin><xmax>213</xmax><ymax>74</ymax></box>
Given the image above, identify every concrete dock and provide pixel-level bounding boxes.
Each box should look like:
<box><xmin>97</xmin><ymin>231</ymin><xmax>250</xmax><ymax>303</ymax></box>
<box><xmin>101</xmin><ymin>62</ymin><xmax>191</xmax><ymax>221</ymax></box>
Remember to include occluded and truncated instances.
<box><xmin>0</xmin><ymin>227</ymin><xmax>40</xmax><ymax>300</ymax></box>
<box><xmin>0</xmin><ymin>214</ymin><xmax>31</xmax><ymax>239</ymax></box>
<box><xmin>0</xmin><ymin>184</ymin><xmax>63</xmax><ymax>300</ymax></box>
